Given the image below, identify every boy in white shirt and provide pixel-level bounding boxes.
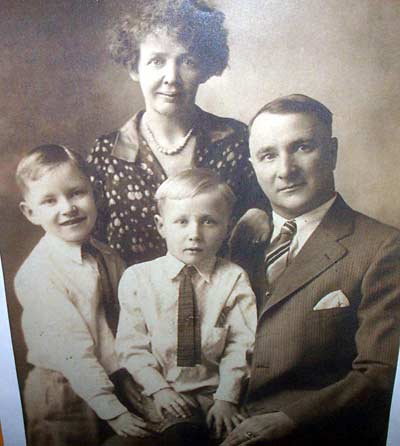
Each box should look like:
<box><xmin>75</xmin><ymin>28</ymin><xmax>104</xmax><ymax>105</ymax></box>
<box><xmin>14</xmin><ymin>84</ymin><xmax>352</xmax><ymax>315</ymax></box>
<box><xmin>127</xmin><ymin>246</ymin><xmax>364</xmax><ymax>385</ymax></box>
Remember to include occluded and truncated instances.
<box><xmin>116</xmin><ymin>168</ymin><xmax>257</xmax><ymax>444</ymax></box>
<box><xmin>14</xmin><ymin>145</ymin><xmax>152</xmax><ymax>446</ymax></box>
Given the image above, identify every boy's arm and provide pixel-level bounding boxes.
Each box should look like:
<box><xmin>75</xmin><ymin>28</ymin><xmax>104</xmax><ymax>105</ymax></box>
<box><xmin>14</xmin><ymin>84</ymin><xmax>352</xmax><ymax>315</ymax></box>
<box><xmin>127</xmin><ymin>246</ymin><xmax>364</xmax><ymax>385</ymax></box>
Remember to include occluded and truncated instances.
<box><xmin>116</xmin><ymin>268</ymin><xmax>171</xmax><ymax>396</ymax></box>
<box><xmin>14</xmin><ymin>272</ymin><xmax>127</xmax><ymax>420</ymax></box>
<box><xmin>214</xmin><ymin>270</ymin><xmax>257</xmax><ymax>404</ymax></box>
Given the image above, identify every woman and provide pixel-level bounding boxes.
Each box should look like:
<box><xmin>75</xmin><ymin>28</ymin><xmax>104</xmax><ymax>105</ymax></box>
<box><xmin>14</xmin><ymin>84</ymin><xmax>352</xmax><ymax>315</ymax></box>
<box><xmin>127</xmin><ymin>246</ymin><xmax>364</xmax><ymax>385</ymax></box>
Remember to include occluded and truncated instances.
<box><xmin>88</xmin><ymin>0</ymin><xmax>266</xmax><ymax>265</ymax></box>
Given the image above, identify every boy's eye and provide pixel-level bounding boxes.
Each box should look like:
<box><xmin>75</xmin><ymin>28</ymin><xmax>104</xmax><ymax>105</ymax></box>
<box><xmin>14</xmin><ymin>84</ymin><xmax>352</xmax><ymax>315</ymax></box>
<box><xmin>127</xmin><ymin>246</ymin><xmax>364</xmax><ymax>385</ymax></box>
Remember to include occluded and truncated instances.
<box><xmin>258</xmin><ymin>151</ymin><xmax>276</xmax><ymax>162</ymax></box>
<box><xmin>42</xmin><ymin>197</ymin><xmax>56</xmax><ymax>205</ymax></box>
<box><xmin>175</xmin><ymin>219</ymin><xmax>187</xmax><ymax>225</ymax></box>
<box><xmin>71</xmin><ymin>189</ymin><xmax>85</xmax><ymax>197</ymax></box>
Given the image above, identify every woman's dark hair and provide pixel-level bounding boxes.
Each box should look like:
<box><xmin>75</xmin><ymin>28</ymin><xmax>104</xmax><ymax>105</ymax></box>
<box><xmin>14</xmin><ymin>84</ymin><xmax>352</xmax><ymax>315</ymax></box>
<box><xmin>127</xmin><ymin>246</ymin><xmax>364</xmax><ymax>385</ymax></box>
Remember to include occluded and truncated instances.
<box><xmin>109</xmin><ymin>0</ymin><xmax>229</xmax><ymax>80</ymax></box>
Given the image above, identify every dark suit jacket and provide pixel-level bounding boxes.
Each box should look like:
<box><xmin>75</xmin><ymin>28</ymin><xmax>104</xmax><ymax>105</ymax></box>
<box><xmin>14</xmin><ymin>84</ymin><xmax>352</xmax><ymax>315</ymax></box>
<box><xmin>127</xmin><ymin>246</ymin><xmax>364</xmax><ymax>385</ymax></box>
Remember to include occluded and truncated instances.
<box><xmin>235</xmin><ymin>196</ymin><xmax>400</xmax><ymax>445</ymax></box>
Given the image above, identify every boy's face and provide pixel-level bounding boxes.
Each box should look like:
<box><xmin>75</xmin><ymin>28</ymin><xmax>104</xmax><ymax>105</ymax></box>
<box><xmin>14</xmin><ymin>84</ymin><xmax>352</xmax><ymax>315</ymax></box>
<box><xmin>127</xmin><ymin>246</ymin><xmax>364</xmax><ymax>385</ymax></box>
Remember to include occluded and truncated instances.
<box><xmin>20</xmin><ymin>162</ymin><xmax>97</xmax><ymax>244</ymax></box>
<box><xmin>155</xmin><ymin>190</ymin><xmax>230</xmax><ymax>266</ymax></box>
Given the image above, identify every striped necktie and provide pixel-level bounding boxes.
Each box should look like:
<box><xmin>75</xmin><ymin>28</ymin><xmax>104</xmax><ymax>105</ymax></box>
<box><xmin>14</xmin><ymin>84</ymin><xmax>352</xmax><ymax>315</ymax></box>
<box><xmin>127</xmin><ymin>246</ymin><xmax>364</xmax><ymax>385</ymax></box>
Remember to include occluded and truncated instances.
<box><xmin>265</xmin><ymin>220</ymin><xmax>297</xmax><ymax>284</ymax></box>
<box><xmin>82</xmin><ymin>242</ymin><xmax>119</xmax><ymax>336</ymax></box>
<box><xmin>177</xmin><ymin>265</ymin><xmax>201</xmax><ymax>367</ymax></box>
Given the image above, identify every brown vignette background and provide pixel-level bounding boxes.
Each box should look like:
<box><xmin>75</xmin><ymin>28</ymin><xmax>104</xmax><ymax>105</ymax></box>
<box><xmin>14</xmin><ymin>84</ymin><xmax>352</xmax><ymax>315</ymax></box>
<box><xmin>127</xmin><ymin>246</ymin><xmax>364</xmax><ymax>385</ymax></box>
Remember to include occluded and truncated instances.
<box><xmin>0</xmin><ymin>0</ymin><xmax>399</xmax><ymax>406</ymax></box>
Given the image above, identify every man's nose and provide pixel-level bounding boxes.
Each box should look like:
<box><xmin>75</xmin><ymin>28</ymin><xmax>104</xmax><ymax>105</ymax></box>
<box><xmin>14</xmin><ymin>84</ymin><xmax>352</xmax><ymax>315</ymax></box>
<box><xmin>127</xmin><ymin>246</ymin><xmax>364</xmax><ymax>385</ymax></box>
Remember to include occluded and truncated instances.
<box><xmin>277</xmin><ymin>153</ymin><xmax>297</xmax><ymax>179</ymax></box>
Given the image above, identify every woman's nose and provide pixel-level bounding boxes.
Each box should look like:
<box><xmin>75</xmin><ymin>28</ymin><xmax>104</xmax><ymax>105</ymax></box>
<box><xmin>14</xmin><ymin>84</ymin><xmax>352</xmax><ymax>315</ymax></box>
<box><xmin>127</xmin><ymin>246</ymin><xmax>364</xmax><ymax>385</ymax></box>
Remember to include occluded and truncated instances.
<box><xmin>163</xmin><ymin>61</ymin><xmax>180</xmax><ymax>84</ymax></box>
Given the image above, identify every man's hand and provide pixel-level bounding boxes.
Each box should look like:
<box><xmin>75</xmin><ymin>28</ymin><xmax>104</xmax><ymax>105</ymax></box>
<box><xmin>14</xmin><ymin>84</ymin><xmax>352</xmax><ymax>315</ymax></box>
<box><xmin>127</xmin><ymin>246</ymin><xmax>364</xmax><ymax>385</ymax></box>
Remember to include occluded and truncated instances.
<box><xmin>220</xmin><ymin>412</ymin><xmax>296</xmax><ymax>445</ymax></box>
<box><xmin>107</xmin><ymin>412</ymin><xmax>152</xmax><ymax>438</ymax></box>
<box><xmin>206</xmin><ymin>400</ymin><xmax>246</xmax><ymax>439</ymax></box>
<box><xmin>152</xmin><ymin>388</ymin><xmax>195</xmax><ymax>419</ymax></box>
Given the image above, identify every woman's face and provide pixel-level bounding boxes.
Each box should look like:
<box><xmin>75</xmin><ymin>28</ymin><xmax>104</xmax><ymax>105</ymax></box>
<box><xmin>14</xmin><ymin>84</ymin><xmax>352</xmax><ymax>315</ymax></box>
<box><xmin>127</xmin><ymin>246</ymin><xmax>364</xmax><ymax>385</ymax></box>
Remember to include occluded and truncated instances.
<box><xmin>131</xmin><ymin>28</ymin><xmax>206</xmax><ymax>118</ymax></box>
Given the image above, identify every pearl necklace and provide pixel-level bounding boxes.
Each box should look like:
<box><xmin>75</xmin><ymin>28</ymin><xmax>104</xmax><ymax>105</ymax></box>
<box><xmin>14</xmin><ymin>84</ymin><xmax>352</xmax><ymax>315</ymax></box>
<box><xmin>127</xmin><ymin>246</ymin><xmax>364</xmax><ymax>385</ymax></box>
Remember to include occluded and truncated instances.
<box><xmin>144</xmin><ymin>119</ymin><xmax>194</xmax><ymax>155</ymax></box>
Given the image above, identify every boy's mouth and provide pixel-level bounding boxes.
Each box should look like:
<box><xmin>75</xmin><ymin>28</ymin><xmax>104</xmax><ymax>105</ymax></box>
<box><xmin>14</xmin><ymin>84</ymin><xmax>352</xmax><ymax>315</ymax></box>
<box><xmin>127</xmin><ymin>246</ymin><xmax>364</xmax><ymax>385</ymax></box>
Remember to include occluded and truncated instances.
<box><xmin>184</xmin><ymin>247</ymin><xmax>203</xmax><ymax>253</ymax></box>
<box><xmin>60</xmin><ymin>216</ymin><xmax>86</xmax><ymax>226</ymax></box>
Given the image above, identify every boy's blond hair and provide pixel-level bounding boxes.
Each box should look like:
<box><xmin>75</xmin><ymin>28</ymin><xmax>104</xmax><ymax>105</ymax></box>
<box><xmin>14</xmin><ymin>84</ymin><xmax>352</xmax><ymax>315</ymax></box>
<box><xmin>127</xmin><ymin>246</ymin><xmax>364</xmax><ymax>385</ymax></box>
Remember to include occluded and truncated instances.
<box><xmin>155</xmin><ymin>168</ymin><xmax>236</xmax><ymax>215</ymax></box>
<box><xmin>16</xmin><ymin>144</ymin><xmax>89</xmax><ymax>196</ymax></box>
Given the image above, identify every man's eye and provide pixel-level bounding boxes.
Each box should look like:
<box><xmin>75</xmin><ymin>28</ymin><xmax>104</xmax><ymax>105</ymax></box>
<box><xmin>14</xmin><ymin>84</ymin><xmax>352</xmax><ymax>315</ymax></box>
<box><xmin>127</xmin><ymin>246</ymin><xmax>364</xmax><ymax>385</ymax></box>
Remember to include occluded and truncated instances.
<box><xmin>203</xmin><ymin>218</ymin><xmax>216</xmax><ymax>225</ymax></box>
<box><xmin>297</xmin><ymin>144</ymin><xmax>314</xmax><ymax>153</ymax></box>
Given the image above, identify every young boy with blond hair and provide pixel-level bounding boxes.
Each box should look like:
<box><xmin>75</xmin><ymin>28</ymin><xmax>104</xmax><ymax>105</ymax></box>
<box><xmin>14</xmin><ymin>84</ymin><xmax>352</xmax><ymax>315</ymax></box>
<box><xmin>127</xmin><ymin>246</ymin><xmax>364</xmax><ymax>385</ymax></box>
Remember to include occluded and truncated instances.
<box><xmin>14</xmin><ymin>145</ymin><xmax>151</xmax><ymax>446</ymax></box>
<box><xmin>116</xmin><ymin>168</ymin><xmax>257</xmax><ymax>444</ymax></box>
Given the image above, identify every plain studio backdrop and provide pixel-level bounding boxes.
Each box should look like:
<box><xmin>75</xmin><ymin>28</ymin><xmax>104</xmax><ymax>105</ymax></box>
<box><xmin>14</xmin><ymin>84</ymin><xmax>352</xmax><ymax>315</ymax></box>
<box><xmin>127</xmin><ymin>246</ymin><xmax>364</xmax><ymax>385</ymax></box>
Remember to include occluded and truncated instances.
<box><xmin>0</xmin><ymin>0</ymin><xmax>399</xmax><ymax>425</ymax></box>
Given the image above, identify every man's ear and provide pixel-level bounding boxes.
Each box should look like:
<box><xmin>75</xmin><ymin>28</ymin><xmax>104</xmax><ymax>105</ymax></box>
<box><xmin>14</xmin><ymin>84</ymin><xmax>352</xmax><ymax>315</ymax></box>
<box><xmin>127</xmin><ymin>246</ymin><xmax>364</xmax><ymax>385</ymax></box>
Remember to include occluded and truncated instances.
<box><xmin>19</xmin><ymin>201</ymin><xmax>39</xmax><ymax>225</ymax></box>
<box><xmin>328</xmin><ymin>137</ymin><xmax>338</xmax><ymax>170</ymax></box>
<box><xmin>154</xmin><ymin>214</ymin><xmax>165</xmax><ymax>238</ymax></box>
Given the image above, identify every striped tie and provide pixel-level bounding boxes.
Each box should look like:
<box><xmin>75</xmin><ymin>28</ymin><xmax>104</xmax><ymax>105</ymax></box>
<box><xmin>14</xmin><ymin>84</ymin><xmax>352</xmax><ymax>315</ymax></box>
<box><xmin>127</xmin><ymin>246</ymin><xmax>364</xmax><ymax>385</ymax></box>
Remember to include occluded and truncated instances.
<box><xmin>265</xmin><ymin>220</ymin><xmax>297</xmax><ymax>284</ymax></box>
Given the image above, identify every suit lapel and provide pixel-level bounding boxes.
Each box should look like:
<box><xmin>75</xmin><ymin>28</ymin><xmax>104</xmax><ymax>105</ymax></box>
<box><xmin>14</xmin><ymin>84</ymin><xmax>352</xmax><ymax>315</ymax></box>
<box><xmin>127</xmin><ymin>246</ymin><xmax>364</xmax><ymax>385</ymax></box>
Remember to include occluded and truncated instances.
<box><xmin>258</xmin><ymin>196</ymin><xmax>355</xmax><ymax>318</ymax></box>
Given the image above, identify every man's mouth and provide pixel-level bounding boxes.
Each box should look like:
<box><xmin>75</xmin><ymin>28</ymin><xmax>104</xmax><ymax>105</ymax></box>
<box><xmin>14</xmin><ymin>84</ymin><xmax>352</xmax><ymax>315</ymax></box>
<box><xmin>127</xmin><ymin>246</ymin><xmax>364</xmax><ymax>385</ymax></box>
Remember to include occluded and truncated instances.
<box><xmin>60</xmin><ymin>216</ymin><xmax>86</xmax><ymax>226</ymax></box>
<box><xmin>279</xmin><ymin>183</ymin><xmax>305</xmax><ymax>192</ymax></box>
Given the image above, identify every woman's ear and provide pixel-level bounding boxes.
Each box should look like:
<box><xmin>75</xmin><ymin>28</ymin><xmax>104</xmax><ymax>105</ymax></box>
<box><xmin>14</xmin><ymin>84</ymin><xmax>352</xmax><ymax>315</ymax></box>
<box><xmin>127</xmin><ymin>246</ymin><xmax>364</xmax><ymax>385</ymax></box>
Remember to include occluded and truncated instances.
<box><xmin>128</xmin><ymin>68</ymin><xmax>140</xmax><ymax>83</ymax></box>
<box><xmin>154</xmin><ymin>214</ymin><xmax>165</xmax><ymax>238</ymax></box>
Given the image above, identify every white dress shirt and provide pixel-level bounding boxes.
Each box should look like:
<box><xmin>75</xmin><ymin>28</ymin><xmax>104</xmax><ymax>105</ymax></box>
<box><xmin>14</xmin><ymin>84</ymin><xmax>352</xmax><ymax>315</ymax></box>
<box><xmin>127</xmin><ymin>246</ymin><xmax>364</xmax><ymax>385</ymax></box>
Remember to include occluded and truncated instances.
<box><xmin>271</xmin><ymin>194</ymin><xmax>337</xmax><ymax>261</ymax></box>
<box><xmin>14</xmin><ymin>234</ymin><xmax>127</xmax><ymax>420</ymax></box>
<box><xmin>116</xmin><ymin>253</ymin><xmax>257</xmax><ymax>404</ymax></box>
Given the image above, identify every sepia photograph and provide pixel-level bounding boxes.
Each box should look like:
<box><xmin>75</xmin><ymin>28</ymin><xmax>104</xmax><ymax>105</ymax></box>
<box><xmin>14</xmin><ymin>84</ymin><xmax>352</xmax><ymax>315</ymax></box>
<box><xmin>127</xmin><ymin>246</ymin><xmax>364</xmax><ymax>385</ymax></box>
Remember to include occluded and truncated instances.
<box><xmin>0</xmin><ymin>1</ymin><xmax>399</xmax><ymax>445</ymax></box>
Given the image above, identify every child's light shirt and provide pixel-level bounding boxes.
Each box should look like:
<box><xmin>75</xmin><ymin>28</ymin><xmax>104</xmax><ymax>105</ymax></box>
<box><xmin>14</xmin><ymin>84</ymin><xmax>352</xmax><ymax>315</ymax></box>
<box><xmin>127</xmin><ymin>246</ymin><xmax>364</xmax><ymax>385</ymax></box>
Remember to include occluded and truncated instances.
<box><xmin>14</xmin><ymin>233</ymin><xmax>127</xmax><ymax>420</ymax></box>
<box><xmin>116</xmin><ymin>253</ymin><xmax>257</xmax><ymax>404</ymax></box>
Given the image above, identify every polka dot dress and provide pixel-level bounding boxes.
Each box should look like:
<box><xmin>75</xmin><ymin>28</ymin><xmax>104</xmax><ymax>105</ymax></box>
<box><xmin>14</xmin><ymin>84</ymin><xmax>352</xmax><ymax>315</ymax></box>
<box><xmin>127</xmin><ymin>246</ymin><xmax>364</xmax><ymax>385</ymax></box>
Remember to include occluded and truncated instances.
<box><xmin>87</xmin><ymin>108</ymin><xmax>266</xmax><ymax>266</ymax></box>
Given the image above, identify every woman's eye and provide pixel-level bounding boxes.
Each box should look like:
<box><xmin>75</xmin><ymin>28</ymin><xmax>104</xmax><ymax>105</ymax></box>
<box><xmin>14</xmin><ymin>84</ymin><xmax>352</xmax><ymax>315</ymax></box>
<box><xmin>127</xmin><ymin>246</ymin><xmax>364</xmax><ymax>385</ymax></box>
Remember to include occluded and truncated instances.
<box><xmin>72</xmin><ymin>189</ymin><xmax>85</xmax><ymax>197</ymax></box>
<box><xmin>182</xmin><ymin>57</ymin><xmax>196</xmax><ymax>67</ymax></box>
<box><xmin>150</xmin><ymin>57</ymin><xmax>163</xmax><ymax>66</ymax></box>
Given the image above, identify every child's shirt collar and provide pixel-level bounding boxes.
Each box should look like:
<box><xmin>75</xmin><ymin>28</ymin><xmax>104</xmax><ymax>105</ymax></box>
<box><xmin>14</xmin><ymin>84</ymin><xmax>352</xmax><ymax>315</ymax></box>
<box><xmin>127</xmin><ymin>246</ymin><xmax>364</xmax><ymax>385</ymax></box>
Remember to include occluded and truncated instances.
<box><xmin>43</xmin><ymin>233</ymin><xmax>91</xmax><ymax>264</ymax></box>
<box><xmin>165</xmin><ymin>252</ymin><xmax>217</xmax><ymax>283</ymax></box>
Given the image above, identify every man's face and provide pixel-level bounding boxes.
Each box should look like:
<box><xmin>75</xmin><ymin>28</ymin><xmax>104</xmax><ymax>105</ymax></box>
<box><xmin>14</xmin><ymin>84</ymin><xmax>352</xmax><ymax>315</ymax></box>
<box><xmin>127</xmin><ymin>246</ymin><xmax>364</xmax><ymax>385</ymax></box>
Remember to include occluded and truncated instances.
<box><xmin>249</xmin><ymin>112</ymin><xmax>338</xmax><ymax>219</ymax></box>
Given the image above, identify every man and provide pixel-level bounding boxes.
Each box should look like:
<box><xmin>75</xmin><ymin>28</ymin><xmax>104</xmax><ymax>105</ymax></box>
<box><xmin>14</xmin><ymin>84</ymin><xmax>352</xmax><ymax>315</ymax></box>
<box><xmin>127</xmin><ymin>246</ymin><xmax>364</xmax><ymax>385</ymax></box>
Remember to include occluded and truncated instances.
<box><xmin>224</xmin><ymin>94</ymin><xmax>400</xmax><ymax>446</ymax></box>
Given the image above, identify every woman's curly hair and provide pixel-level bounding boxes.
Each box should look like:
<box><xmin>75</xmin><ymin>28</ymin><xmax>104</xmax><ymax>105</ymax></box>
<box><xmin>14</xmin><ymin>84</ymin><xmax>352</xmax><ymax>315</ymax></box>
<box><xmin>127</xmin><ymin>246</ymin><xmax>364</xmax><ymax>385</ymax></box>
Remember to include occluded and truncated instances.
<box><xmin>109</xmin><ymin>0</ymin><xmax>229</xmax><ymax>80</ymax></box>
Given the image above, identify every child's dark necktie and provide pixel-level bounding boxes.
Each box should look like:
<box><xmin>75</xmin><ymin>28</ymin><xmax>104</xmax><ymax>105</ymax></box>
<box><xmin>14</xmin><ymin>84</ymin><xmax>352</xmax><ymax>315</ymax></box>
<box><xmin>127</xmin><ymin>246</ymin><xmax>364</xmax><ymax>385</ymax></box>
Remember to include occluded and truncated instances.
<box><xmin>82</xmin><ymin>242</ymin><xmax>119</xmax><ymax>336</ymax></box>
<box><xmin>177</xmin><ymin>265</ymin><xmax>201</xmax><ymax>367</ymax></box>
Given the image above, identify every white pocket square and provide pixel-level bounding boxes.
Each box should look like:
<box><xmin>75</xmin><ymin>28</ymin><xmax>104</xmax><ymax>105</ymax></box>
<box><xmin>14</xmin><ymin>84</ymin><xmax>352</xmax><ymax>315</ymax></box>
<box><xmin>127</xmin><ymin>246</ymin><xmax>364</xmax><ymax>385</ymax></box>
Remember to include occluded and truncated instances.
<box><xmin>313</xmin><ymin>290</ymin><xmax>350</xmax><ymax>310</ymax></box>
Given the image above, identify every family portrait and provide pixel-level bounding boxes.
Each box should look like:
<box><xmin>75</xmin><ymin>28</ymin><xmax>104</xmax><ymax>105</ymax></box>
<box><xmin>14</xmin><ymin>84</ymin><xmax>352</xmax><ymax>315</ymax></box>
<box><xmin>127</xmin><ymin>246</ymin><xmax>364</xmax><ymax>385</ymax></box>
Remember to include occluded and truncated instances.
<box><xmin>0</xmin><ymin>1</ymin><xmax>399</xmax><ymax>445</ymax></box>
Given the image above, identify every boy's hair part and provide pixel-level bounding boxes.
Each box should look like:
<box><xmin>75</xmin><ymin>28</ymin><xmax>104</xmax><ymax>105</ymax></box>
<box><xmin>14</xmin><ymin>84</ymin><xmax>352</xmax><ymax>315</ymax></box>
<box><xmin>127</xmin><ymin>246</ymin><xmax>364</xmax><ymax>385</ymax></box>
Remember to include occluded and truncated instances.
<box><xmin>16</xmin><ymin>144</ymin><xmax>89</xmax><ymax>196</ymax></box>
<box><xmin>155</xmin><ymin>168</ymin><xmax>236</xmax><ymax>215</ymax></box>
<box><xmin>249</xmin><ymin>94</ymin><xmax>333</xmax><ymax>135</ymax></box>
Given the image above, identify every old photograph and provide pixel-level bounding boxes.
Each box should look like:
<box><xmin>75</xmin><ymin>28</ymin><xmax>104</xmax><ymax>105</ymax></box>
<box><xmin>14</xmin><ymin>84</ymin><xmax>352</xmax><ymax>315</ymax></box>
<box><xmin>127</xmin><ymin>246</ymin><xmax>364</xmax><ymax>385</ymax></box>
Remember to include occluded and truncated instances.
<box><xmin>0</xmin><ymin>1</ymin><xmax>399</xmax><ymax>445</ymax></box>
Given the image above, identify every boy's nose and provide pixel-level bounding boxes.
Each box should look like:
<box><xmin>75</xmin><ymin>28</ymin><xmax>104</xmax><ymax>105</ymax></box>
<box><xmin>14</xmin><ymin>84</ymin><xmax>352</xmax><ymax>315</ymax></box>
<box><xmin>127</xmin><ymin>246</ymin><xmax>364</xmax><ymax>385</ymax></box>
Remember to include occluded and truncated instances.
<box><xmin>188</xmin><ymin>222</ymin><xmax>201</xmax><ymax>240</ymax></box>
<box><xmin>61</xmin><ymin>199</ymin><xmax>78</xmax><ymax>215</ymax></box>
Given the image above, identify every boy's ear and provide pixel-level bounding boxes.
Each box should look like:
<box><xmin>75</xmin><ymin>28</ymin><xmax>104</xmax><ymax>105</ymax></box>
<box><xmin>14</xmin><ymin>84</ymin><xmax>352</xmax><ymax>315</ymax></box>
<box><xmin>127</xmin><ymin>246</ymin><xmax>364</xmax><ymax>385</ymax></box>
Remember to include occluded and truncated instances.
<box><xmin>154</xmin><ymin>214</ymin><xmax>165</xmax><ymax>238</ymax></box>
<box><xmin>19</xmin><ymin>201</ymin><xmax>39</xmax><ymax>225</ymax></box>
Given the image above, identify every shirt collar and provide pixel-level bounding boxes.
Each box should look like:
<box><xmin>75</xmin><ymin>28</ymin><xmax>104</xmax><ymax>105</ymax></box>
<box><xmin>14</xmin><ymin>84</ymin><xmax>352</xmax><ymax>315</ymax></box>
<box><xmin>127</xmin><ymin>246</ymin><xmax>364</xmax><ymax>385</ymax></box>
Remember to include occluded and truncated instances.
<box><xmin>272</xmin><ymin>194</ymin><xmax>337</xmax><ymax>236</ymax></box>
<box><xmin>165</xmin><ymin>252</ymin><xmax>216</xmax><ymax>283</ymax></box>
<box><xmin>110</xmin><ymin>106</ymin><xmax>237</xmax><ymax>163</ymax></box>
<box><xmin>43</xmin><ymin>233</ymin><xmax>86</xmax><ymax>264</ymax></box>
